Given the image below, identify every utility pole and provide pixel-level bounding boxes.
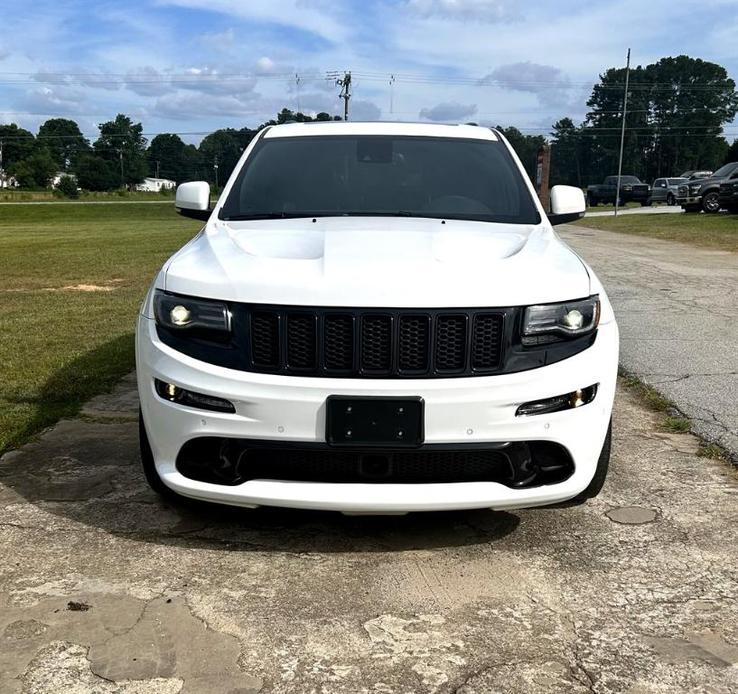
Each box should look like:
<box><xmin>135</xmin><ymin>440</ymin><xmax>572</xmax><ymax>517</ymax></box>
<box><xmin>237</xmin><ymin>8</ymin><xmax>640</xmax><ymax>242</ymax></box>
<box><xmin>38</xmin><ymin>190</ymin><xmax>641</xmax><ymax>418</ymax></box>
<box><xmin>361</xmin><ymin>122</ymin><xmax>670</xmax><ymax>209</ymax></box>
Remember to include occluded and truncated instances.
<box><xmin>389</xmin><ymin>74</ymin><xmax>395</xmax><ymax>115</ymax></box>
<box><xmin>156</xmin><ymin>160</ymin><xmax>160</xmax><ymax>179</ymax></box>
<box><xmin>336</xmin><ymin>71</ymin><xmax>351</xmax><ymax>121</ymax></box>
<box><xmin>213</xmin><ymin>155</ymin><xmax>219</xmax><ymax>190</ymax></box>
<box><xmin>295</xmin><ymin>73</ymin><xmax>301</xmax><ymax>113</ymax></box>
<box><xmin>614</xmin><ymin>48</ymin><xmax>631</xmax><ymax>218</ymax></box>
<box><xmin>119</xmin><ymin>149</ymin><xmax>124</xmax><ymax>189</ymax></box>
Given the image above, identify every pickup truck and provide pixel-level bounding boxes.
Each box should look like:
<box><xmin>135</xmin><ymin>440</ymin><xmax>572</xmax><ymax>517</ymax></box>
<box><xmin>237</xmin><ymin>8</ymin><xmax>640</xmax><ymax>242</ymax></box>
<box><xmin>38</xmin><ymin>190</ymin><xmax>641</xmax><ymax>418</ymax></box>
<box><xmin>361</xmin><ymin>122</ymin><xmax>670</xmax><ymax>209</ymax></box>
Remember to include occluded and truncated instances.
<box><xmin>586</xmin><ymin>176</ymin><xmax>650</xmax><ymax>206</ymax></box>
<box><xmin>676</xmin><ymin>161</ymin><xmax>738</xmax><ymax>213</ymax></box>
<box><xmin>718</xmin><ymin>173</ymin><xmax>738</xmax><ymax>213</ymax></box>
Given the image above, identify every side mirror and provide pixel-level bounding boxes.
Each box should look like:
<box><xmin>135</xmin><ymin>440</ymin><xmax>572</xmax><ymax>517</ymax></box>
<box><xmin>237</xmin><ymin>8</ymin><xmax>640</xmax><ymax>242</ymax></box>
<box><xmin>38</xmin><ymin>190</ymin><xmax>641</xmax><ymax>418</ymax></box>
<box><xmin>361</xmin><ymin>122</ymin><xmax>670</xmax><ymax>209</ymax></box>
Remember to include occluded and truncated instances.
<box><xmin>175</xmin><ymin>181</ymin><xmax>211</xmax><ymax>221</ymax></box>
<box><xmin>547</xmin><ymin>185</ymin><xmax>586</xmax><ymax>226</ymax></box>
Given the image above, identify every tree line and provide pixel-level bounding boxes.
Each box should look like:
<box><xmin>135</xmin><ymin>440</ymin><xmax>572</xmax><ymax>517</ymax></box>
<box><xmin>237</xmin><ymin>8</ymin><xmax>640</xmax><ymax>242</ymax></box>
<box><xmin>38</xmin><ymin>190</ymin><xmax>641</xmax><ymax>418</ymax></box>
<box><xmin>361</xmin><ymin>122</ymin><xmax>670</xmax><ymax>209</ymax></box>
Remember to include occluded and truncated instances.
<box><xmin>549</xmin><ymin>55</ymin><xmax>738</xmax><ymax>186</ymax></box>
<box><xmin>0</xmin><ymin>55</ymin><xmax>736</xmax><ymax>192</ymax></box>
<box><xmin>0</xmin><ymin>108</ymin><xmax>341</xmax><ymax>192</ymax></box>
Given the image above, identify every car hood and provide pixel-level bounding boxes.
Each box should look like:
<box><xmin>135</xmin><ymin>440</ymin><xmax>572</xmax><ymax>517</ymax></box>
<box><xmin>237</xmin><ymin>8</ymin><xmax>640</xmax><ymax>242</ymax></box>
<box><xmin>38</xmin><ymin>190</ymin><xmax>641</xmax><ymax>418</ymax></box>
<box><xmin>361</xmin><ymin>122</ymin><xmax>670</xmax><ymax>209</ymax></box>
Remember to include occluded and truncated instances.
<box><xmin>163</xmin><ymin>217</ymin><xmax>590</xmax><ymax>308</ymax></box>
<box><xmin>691</xmin><ymin>176</ymin><xmax>720</xmax><ymax>187</ymax></box>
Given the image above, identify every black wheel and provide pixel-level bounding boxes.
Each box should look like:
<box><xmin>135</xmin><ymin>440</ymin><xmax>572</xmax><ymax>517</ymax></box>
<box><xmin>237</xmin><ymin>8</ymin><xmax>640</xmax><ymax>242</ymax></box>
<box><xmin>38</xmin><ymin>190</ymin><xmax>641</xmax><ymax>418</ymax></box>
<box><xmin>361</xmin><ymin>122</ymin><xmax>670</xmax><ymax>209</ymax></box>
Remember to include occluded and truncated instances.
<box><xmin>641</xmin><ymin>199</ymin><xmax>652</xmax><ymax>207</ymax></box>
<box><xmin>682</xmin><ymin>204</ymin><xmax>700</xmax><ymax>213</ymax></box>
<box><xmin>573</xmin><ymin>419</ymin><xmax>611</xmax><ymax>502</ymax></box>
<box><xmin>702</xmin><ymin>191</ymin><xmax>720</xmax><ymax>214</ymax></box>
<box><xmin>666</xmin><ymin>193</ymin><xmax>675</xmax><ymax>205</ymax></box>
<box><xmin>587</xmin><ymin>195</ymin><xmax>597</xmax><ymax>207</ymax></box>
<box><xmin>139</xmin><ymin>409</ymin><xmax>181</xmax><ymax>501</ymax></box>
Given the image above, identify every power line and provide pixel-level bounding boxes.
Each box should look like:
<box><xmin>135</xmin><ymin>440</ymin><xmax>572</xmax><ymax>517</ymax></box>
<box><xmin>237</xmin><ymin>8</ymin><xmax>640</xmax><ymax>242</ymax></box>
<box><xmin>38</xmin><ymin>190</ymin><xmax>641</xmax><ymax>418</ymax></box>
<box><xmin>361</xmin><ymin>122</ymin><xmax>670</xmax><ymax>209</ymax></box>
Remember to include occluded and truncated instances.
<box><xmin>0</xmin><ymin>68</ymin><xmax>732</xmax><ymax>93</ymax></box>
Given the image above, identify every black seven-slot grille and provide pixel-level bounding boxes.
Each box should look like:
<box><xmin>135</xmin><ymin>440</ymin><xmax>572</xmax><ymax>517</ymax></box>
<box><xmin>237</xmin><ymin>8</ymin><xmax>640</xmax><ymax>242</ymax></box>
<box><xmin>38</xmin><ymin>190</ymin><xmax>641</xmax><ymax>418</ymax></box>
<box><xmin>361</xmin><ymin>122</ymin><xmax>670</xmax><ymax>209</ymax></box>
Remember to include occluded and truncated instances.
<box><xmin>248</xmin><ymin>308</ymin><xmax>504</xmax><ymax>377</ymax></box>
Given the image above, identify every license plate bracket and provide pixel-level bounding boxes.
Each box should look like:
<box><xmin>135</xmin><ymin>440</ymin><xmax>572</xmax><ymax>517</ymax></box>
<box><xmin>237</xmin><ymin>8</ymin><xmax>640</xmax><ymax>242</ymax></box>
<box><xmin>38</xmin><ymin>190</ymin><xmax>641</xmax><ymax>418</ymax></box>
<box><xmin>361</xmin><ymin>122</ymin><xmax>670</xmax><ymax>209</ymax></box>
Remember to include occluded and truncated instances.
<box><xmin>326</xmin><ymin>396</ymin><xmax>424</xmax><ymax>447</ymax></box>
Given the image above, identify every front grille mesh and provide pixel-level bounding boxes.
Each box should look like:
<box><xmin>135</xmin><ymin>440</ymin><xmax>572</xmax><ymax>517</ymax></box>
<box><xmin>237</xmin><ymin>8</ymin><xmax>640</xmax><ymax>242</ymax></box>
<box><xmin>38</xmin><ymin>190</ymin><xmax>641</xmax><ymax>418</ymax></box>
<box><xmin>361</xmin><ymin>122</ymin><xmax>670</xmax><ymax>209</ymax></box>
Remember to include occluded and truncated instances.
<box><xmin>248</xmin><ymin>307</ymin><xmax>504</xmax><ymax>378</ymax></box>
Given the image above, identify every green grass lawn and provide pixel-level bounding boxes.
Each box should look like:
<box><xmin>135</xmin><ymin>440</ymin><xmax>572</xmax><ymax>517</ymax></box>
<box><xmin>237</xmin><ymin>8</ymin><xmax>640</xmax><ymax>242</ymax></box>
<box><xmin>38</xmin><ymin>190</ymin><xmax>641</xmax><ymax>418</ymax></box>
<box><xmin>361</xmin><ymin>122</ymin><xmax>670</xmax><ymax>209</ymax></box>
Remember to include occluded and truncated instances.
<box><xmin>576</xmin><ymin>211</ymin><xmax>738</xmax><ymax>252</ymax></box>
<box><xmin>0</xmin><ymin>202</ymin><xmax>201</xmax><ymax>454</ymax></box>
<box><xmin>0</xmin><ymin>189</ymin><xmax>176</xmax><ymax>203</ymax></box>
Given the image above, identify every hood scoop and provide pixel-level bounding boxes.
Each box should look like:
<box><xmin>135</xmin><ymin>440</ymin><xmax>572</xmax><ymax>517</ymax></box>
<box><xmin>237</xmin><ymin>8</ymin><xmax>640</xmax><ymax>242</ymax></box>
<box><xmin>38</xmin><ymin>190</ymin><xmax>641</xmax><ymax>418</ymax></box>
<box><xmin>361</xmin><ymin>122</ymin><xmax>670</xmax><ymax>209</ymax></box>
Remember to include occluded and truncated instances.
<box><xmin>230</xmin><ymin>229</ymin><xmax>325</xmax><ymax>260</ymax></box>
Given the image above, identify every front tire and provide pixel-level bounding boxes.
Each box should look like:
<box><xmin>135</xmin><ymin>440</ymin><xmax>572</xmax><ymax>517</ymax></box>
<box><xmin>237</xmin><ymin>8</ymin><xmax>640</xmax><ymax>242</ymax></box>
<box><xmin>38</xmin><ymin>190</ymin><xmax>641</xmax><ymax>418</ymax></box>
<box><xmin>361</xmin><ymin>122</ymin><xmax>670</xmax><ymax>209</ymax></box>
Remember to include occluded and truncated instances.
<box><xmin>573</xmin><ymin>419</ymin><xmax>611</xmax><ymax>502</ymax></box>
<box><xmin>641</xmin><ymin>199</ymin><xmax>652</xmax><ymax>207</ymax></box>
<box><xmin>702</xmin><ymin>191</ymin><xmax>720</xmax><ymax>214</ymax></box>
<box><xmin>587</xmin><ymin>194</ymin><xmax>598</xmax><ymax>207</ymax></box>
<box><xmin>666</xmin><ymin>193</ymin><xmax>675</xmax><ymax>205</ymax></box>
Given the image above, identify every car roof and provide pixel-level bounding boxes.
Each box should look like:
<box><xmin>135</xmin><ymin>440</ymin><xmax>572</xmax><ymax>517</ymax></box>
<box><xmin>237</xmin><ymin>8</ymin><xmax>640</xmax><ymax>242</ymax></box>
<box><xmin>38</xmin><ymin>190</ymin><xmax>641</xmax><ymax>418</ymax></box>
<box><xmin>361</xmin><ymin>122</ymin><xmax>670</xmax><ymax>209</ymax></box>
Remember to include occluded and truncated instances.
<box><xmin>263</xmin><ymin>121</ymin><xmax>499</xmax><ymax>141</ymax></box>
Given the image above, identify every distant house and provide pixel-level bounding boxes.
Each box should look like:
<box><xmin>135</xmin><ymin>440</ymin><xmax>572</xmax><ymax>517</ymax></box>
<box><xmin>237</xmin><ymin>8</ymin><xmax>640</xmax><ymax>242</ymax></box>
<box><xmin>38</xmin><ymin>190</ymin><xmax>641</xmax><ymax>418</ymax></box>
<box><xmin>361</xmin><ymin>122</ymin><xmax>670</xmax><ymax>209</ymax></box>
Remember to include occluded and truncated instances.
<box><xmin>51</xmin><ymin>172</ymin><xmax>77</xmax><ymax>188</ymax></box>
<box><xmin>135</xmin><ymin>177</ymin><xmax>176</xmax><ymax>192</ymax></box>
<box><xmin>0</xmin><ymin>171</ymin><xmax>19</xmax><ymax>189</ymax></box>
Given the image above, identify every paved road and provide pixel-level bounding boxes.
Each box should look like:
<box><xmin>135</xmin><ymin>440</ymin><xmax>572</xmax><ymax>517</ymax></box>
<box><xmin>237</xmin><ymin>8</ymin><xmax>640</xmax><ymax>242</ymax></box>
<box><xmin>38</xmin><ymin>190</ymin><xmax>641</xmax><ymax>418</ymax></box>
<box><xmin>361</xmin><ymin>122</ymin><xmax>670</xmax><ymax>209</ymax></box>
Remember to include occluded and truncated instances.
<box><xmin>1</xmin><ymin>376</ymin><xmax>737</xmax><ymax>692</ymax></box>
<box><xmin>585</xmin><ymin>206</ymin><xmax>683</xmax><ymax>218</ymax></box>
<box><xmin>561</xmin><ymin>224</ymin><xmax>738</xmax><ymax>459</ymax></box>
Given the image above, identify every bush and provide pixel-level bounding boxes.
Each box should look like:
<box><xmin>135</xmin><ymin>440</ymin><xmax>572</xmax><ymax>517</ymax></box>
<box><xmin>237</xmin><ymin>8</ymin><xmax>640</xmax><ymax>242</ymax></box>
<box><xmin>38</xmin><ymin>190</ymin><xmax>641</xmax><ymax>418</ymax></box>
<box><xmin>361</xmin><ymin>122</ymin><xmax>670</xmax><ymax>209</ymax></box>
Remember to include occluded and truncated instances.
<box><xmin>56</xmin><ymin>175</ymin><xmax>79</xmax><ymax>199</ymax></box>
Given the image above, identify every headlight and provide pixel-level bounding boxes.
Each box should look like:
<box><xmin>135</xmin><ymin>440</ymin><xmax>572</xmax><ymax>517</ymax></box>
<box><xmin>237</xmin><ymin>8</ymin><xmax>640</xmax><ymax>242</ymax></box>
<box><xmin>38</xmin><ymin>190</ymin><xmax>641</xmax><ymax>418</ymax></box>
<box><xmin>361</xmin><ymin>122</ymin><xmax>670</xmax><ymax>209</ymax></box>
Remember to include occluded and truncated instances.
<box><xmin>689</xmin><ymin>184</ymin><xmax>701</xmax><ymax>194</ymax></box>
<box><xmin>522</xmin><ymin>296</ymin><xmax>600</xmax><ymax>345</ymax></box>
<box><xmin>154</xmin><ymin>290</ymin><xmax>231</xmax><ymax>333</ymax></box>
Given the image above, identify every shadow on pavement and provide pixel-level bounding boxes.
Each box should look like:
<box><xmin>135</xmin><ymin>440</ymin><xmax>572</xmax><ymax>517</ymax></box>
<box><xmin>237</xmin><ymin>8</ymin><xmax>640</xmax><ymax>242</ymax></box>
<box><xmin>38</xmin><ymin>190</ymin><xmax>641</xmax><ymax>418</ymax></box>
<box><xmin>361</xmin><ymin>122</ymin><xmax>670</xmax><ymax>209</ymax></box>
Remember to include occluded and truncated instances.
<box><xmin>0</xmin><ymin>337</ymin><xmax>521</xmax><ymax>553</ymax></box>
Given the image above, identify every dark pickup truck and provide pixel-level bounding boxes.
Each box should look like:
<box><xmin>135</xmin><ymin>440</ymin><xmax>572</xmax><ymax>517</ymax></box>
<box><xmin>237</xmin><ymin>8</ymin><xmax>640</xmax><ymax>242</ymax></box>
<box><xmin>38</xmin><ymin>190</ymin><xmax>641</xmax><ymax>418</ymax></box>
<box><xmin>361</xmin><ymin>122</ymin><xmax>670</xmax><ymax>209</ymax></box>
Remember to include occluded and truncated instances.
<box><xmin>718</xmin><ymin>174</ymin><xmax>738</xmax><ymax>213</ymax></box>
<box><xmin>586</xmin><ymin>176</ymin><xmax>651</xmax><ymax>206</ymax></box>
<box><xmin>676</xmin><ymin>161</ymin><xmax>738</xmax><ymax>213</ymax></box>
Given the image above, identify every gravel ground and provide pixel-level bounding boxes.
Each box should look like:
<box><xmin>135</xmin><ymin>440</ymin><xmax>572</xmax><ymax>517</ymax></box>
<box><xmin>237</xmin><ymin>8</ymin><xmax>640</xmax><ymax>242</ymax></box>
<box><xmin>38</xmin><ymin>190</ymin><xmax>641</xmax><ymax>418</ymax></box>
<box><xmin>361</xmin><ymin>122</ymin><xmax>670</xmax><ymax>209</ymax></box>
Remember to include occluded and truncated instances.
<box><xmin>561</xmin><ymin>223</ymin><xmax>738</xmax><ymax>460</ymax></box>
<box><xmin>0</xmin><ymin>374</ymin><xmax>737</xmax><ymax>693</ymax></box>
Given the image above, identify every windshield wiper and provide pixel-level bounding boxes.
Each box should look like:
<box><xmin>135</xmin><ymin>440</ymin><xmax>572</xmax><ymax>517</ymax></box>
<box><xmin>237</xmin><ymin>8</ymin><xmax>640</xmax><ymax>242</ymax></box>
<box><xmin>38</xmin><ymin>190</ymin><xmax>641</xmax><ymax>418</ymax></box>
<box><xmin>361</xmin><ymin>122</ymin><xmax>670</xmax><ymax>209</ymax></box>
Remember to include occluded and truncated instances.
<box><xmin>221</xmin><ymin>212</ymin><xmax>305</xmax><ymax>221</ymax></box>
<box><xmin>338</xmin><ymin>211</ymin><xmax>415</xmax><ymax>217</ymax></box>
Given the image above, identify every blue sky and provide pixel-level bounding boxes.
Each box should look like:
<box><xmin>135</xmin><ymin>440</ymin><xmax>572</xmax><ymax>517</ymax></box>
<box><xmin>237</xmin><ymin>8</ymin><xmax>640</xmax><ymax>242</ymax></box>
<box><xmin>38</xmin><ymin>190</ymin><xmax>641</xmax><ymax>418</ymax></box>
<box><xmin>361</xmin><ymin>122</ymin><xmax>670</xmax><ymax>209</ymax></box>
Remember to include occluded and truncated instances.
<box><xmin>1</xmin><ymin>0</ymin><xmax>737</xmax><ymax>144</ymax></box>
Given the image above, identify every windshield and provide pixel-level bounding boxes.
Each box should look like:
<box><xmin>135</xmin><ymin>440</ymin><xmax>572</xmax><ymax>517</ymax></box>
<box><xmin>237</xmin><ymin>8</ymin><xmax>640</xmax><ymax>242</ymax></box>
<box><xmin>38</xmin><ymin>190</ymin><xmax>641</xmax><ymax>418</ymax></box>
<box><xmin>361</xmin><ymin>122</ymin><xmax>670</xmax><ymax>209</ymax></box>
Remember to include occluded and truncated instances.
<box><xmin>220</xmin><ymin>135</ymin><xmax>541</xmax><ymax>224</ymax></box>
<box><xmin>668</xmin><ymin>178</ymin><xmax>687</xmax><ymax>185</ymax></box>
<box><xmin>711</xmin><ymin>163</ymin><xmax>737</xmax><ymax>178</ymax></box>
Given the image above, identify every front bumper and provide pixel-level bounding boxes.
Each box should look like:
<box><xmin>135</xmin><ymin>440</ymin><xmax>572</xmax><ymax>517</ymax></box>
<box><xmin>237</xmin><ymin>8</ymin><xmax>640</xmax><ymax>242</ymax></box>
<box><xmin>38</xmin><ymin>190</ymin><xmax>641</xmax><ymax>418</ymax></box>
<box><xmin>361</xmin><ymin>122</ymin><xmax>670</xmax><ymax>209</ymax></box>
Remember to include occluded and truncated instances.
<box><xmin>677</xmin><ymin>195</ymin><xmax>702</xmax><ymax>206</ymax></box>
<box><xmin>136</xmin><ymin>315</ymin><xmax>618</xmax><ymax>512</ymax></box>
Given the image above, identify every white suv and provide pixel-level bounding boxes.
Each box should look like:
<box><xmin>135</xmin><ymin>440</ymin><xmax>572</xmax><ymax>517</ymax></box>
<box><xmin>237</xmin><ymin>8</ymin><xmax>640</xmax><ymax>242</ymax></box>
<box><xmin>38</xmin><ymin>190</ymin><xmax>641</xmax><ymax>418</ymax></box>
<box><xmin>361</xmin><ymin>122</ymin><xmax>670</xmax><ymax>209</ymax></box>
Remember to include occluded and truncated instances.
<box><xmin>136</xmin><ymin>122</ymin><xmax>618</xmax><ymax>514</ymax></box>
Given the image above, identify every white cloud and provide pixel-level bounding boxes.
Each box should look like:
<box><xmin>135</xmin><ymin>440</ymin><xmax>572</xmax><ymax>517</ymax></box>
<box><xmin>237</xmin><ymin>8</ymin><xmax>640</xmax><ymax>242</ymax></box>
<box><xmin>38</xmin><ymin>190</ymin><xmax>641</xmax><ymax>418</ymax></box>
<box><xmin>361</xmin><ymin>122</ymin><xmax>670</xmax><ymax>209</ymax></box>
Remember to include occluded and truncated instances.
<box><xmin>406</xmin><ymin>0</ymin><xmax>517</xmax><ymax>22</ymax></box>
<box><xmin>200</xmin><ymin>28</ymin><xmax>236</xmax><ymax>51</ymax></box>
<box><xmin>480</xmin><ymin>61</ymin><xmax>572</xmax><ymax>107</ymax></box>
<box><xmin>152</xmin><ymin>91</ymin><xmax>279</xmax><ymax>121</ymax></box>
<box><xmin>419</xmin><ymin>101</ymin><xmax>477</xmax><ymax>121</ymax></box>
<box><xmin>255</xmin><ymin>57</ymin><xmax>277</xmax><ymax>74</ymax></box>
<box><xmin>155</xmin><ymin>0</ymin><xmax>348</xmax><ymax>43</ymax></box>
<box><xmin>349</xmin><ymin>100</ymin><xmax>382</xmax><ymax>121</ymax></box>
<box><xmin>17</xmin><ymin>85</ymin><xmax>89</xmax><ymax>116</ymax></box>
<box><xmin>125</xmin><ymin>67</ymin><xmax>174</xmax><ymax>97</ymax></box>
<box><xmin>77</xmin><ymin>70</ymin><xmax>122</xmax><ymax>92</ymax></box>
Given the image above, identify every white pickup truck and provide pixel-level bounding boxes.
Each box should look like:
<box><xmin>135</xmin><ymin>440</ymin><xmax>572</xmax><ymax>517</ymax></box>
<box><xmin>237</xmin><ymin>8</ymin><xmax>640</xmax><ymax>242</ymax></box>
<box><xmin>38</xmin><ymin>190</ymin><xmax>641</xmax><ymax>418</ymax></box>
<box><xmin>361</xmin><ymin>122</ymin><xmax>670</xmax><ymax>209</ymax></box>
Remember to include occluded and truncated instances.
<box><xmin>136</xmin><ymin>121</ymin><xmax>618</xmax><ymax>514</ymax></box>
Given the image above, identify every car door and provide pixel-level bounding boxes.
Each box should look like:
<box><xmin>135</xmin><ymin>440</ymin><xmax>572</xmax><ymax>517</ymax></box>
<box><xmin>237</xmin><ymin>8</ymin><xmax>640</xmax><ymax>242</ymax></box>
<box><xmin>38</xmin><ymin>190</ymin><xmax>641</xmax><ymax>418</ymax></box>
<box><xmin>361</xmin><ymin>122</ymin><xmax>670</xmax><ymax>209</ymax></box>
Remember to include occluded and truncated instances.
<box><xmin>651</xmin><ymin>179</ymin><xmax>666</xmax><ymax>202</ymax></box>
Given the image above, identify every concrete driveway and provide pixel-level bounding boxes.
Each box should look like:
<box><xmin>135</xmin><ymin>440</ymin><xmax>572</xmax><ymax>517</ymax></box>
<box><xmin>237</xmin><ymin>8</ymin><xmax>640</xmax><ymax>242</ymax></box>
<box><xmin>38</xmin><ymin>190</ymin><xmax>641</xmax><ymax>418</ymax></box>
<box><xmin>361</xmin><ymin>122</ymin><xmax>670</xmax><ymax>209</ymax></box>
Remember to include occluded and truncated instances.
<box><xmin>561</xmin><ymin>224</ymin><xmax>738</xmax><ymax>459</ymax></box>
<box><xmin>585</xmin><ymin>206</ymin><xmax>684</xmax><ymax>218</ymax></box>
<box><xmin>1</xmin><ymin>373</ymin><xmax>737</xmax><ymax>693</ymax></box>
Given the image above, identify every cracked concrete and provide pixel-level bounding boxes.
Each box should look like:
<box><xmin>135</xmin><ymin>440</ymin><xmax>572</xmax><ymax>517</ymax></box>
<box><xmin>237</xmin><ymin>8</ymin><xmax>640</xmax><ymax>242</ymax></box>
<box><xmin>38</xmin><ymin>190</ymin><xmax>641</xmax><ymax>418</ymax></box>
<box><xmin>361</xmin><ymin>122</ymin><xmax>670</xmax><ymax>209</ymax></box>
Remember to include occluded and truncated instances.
<box><xmin>561</xmin><ymin>225</ymin><xmax>738</xmax><ymax>461</ymax></box>
<box><xmin>1</xmin><ymin>377</ymin><xmax>737</xmax><ymax>692</ymax></box>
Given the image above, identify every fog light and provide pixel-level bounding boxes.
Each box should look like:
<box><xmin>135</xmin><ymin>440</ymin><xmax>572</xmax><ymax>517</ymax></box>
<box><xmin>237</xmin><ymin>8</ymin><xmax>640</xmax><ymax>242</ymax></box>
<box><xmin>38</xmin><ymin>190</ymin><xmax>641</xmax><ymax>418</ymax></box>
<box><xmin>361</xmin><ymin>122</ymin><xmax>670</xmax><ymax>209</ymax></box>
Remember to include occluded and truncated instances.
<box><xmin>169</xmin><ymin>305</ymin><xmax>192</xmax><ymax>326</ymax></box>
<box><xmin>155</xmin><ymin>379</ymin><xmax>235</xmax><ymax>413</ymax></box>
<box><xmin>516</xmin><ymin>384</ymin><xmax>598</xmax><ymax>417</ymax></box>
